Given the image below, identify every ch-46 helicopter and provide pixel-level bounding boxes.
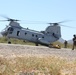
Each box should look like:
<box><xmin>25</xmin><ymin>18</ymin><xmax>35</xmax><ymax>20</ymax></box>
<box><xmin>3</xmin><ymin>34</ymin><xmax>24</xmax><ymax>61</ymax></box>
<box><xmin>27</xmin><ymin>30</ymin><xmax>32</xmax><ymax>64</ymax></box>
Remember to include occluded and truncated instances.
<box><xmin>0</xmin><ymin>17</ymin><xmax>62</xmax><ymax>48</ymax></box>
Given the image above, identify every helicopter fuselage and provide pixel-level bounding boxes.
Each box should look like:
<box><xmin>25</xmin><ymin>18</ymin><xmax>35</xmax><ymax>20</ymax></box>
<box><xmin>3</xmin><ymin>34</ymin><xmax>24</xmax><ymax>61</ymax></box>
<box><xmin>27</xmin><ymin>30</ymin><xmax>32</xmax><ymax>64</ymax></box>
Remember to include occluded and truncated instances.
<box><xmin>1</xmin><ymin>21</ymin><xmax>61</xmax><ymax>46</ymax></box>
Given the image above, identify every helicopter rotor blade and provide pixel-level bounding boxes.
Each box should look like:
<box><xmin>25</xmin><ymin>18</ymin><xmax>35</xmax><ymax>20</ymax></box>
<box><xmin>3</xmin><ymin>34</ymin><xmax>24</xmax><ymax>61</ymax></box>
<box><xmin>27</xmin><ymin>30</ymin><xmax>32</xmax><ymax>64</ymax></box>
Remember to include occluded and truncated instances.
<box><xmin>47</xmin><ymin>20</ymin><xmax>74</xmax><ymax>25</ymax></box>
<box><xmin>0</xmin><ymin>20</ymin><xmax>9</xmax><ymax>21</ymax></box>
<box><xmin>0</xmin><ymin>19</ymin><xmax>20</xmax><ymax>22</ymax></box>
<box><xmin>56</xmin><ymin>20</ymin><xmax>72</xmax><ymax>24</ymax></box>
<box><xmin>0</xmin><ymin>15</ymin><xmax>10</xmax><ymax>20</ymax></box>
<box><xmin>0</xmin><ymin>16</ymin><xmax>75</xmax><ymax>28</ymax></box>
<box><xmin>0</xmin><ymin>15</ymin><xmax>20</xmax><ymax>22</ymax></box>
<box><xmin>60</xmin><ymin>24</ymin><xmax>76</xmax><ymax>28</ymax></box>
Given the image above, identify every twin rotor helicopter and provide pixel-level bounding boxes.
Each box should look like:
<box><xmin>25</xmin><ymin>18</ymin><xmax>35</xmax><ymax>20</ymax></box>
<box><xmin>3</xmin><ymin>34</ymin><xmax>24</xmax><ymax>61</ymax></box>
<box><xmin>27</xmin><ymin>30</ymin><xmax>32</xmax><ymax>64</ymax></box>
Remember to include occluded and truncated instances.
<box><xmin>0</xmin><ymin>16</ymin><xmax>73</xmax><ymax>48</ymax></box>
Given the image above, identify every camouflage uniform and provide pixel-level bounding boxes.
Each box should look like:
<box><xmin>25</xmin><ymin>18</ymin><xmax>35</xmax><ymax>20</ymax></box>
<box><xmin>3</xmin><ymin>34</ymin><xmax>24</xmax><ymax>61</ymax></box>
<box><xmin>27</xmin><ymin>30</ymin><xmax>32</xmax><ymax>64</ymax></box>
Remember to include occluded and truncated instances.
<box><xmin>64</xmin><ymin>40</ymin><xmax>68</xmax><ymax>48</ymax></box>
<box><xmin>72</xmin><ymin>35</ymin><xmax>76</xmax><ymax>50</ymax></box>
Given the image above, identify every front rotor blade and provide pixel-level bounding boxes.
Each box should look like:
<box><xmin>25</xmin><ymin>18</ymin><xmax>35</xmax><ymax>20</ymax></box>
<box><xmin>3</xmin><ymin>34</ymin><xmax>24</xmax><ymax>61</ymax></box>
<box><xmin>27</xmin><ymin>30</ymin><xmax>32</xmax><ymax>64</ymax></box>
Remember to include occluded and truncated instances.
<box><xmin>0</xmin><ymin>20</ymin><xmax>9</xmax><ymax>21</ymax></box>
<box><xmin>0</xmin><ymin>15</ymin><xmax>10</xmax><ymax>19</ymax></box>
<box><xmin>0</xmin><ymin>15</ymin><xmax>20</xmax><ymax>21</ymax></box>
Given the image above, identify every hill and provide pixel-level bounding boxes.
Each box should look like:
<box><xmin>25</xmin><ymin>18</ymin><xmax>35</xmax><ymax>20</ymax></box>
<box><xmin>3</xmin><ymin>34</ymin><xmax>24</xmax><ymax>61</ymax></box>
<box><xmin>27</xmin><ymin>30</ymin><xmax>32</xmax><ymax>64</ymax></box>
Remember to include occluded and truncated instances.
<box><xmin>58</xmin><ymin>38</ymin><xmax>65</xmax><ymax>43</ymax></box>
<box><xmin>68</xmin><ymin>39</ymin><xmax>73</xmax><ymax>44</ymax></box>
<box><xmin>58</xmin><ymin>38</ymin><xmax>73</xmax><ymax>44</ymax></box>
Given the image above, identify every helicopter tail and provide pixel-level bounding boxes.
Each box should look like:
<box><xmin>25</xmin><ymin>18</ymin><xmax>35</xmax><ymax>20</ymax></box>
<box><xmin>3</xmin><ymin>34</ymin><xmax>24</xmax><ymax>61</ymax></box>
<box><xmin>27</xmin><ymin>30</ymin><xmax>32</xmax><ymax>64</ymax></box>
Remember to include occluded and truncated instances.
<box><xmin>45</xmin><ymin>25</ymin><xmax>61</xmax><ymax>39</ymax></box>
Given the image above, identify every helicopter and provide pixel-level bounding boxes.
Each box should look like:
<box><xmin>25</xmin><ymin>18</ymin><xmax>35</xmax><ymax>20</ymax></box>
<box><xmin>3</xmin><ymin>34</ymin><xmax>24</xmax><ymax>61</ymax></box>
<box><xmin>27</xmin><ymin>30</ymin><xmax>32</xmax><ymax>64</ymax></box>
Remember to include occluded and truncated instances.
<box><xmin>0</xmin><ymin>17</ymin><xmax>62</xmax><ymax>48</ymax></box>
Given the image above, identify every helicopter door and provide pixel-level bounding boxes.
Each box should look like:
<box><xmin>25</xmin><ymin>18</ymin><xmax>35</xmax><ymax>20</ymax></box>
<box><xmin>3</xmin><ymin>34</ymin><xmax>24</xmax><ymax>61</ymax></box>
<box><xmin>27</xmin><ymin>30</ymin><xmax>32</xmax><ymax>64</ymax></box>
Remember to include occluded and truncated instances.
<box><xmin>17</xmin><ymin>31</ymin><xmax>20</xmax><ymax>36</ymax></box>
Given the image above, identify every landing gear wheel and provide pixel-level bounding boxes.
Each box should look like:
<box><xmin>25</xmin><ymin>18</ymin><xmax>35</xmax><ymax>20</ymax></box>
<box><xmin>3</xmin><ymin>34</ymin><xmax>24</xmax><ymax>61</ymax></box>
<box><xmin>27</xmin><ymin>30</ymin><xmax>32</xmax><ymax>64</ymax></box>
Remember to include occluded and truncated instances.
<box><xmin>36</xmin><ymin>43</ymin><xmax>38</xmax><ymax>46</ymax></box>
<box><xmin>8</xmin><ymin>41</ymin><xmax>11</xmax><ymax>44</ymax></box>
<box><xmin>48</xmin><ymin>44</ymin><xmax>53</xmax><ymax>48</ymax></box>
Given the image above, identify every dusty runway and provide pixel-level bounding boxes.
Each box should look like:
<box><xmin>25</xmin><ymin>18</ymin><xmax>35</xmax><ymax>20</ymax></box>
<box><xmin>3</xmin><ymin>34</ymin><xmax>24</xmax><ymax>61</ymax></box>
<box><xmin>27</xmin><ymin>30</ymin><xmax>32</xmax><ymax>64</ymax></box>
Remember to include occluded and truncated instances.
<box><xmin>0</xmin><ymin>43</ymin><xmax>76</xmax><ymax>60</ymax></box>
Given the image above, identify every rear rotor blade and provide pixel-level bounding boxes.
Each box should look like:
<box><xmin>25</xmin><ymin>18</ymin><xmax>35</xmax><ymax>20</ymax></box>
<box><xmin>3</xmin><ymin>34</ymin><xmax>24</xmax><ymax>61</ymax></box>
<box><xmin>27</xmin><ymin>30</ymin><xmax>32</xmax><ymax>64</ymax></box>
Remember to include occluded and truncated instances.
<box><xmin>60</xmin><ymin>24</ymin><xmax>76</xmax><ymax>28</ymax></box>
<box><xmin>57</xmin><ymin>20</ymin><xmax>72</xmax><ymax>23</ymax></box>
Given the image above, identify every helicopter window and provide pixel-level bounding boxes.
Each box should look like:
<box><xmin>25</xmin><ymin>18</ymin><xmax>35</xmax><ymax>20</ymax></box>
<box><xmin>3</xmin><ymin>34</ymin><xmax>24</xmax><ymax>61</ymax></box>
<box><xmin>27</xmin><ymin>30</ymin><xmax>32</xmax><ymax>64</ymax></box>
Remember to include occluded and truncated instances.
<box><xmin>25</xmin><ymin>33</ymin><xmax>27</xmax><ymax>35</ymax></box>
<box><xmin>32</xmin><ymin>34</ymin><xmax>34</xmax><ymax>37</ymax></box>
<box><xmin>52</xmin><ymin>33</ymin><xmax>57</xmax><ymax>38</ymax></box>
<box><xmin>42</xmin><ymin>36</ymin><xmax>44</xmax><ymax>38</ymax></box>
<box><xmin>17</xmin><ymin>31</ymin><xmax>20</xmax><ymax>36</ymax></box>
<box><xmin>9</xmin><ymin>32</ymin><xmax>12</xmax><ymax>34</ymax></box>
<box><xmin>47</xmin><ymin>32</ymin><xmax>49</xmax><ymax>34</ymax></box>
<box><xmin>8</xmin><ymin>27</ymin><xmax>13</xmax><ymax>31</ymax></box>
<box><xmin>8</xmin><ymin>27</ymin><xmax>14</xmax><ymax>31</ymax></box>
<box><xmin>8</xmin><ymin>27</ymin><xmax>14</xmax><ymax>34</ymax></box>
<box><xmin>36</xmin><ymin>35</ymin><xmax>38</xmax><ymax>37</ymax></box>
<box><xmin>10</xmin><ymin>28</ymin><xmax>14</xmax><ymax>31</ymax></box>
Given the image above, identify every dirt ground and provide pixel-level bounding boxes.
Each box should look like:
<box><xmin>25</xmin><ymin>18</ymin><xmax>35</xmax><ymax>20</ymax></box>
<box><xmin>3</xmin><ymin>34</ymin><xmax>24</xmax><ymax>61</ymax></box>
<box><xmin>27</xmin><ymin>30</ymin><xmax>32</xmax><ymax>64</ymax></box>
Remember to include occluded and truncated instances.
<box><xmin>0</xmin><ymin>43</ymin><xmax>76</xmax><ymax>60</ymax></box>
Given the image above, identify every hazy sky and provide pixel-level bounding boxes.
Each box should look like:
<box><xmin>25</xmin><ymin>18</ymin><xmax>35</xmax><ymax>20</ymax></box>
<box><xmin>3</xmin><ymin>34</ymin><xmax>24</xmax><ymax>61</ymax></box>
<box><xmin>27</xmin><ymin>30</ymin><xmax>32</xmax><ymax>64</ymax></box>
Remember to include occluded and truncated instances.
<box><xmin>0</xmin><ymin>0</ymin><xmax>76</xmax><ymax>40</ymax></box>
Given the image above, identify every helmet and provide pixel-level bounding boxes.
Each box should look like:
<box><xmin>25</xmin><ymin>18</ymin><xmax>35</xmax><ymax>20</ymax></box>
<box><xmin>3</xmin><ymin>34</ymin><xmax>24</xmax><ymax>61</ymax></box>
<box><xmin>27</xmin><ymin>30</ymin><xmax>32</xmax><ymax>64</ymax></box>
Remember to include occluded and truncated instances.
<box><xmin>73</xmin><ymin>34</ymin><xmax>76</xmax><ymax>37</ymax></box>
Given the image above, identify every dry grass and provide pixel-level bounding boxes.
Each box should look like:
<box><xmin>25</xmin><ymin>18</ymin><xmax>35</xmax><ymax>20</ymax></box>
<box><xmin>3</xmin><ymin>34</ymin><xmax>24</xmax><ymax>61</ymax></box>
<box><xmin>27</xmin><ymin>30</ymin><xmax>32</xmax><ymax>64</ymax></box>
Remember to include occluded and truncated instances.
<box><xmin>0</xmin><ymin>37</ymin><xmax>73</xmax><ymax>48</ymax></box>
<box><xmin>0</xmin><ymin>56</ymin><xmax>76</xmax><ymax>75</ymax></box>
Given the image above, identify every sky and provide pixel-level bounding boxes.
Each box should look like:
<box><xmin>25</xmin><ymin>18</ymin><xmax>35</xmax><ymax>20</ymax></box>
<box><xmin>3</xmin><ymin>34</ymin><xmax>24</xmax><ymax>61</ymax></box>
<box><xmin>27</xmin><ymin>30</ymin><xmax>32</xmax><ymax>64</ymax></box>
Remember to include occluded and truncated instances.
<box><xmin>0</xmin><ymin>0</ymin><xmax>76</xmax><ymax>40</ymax></box>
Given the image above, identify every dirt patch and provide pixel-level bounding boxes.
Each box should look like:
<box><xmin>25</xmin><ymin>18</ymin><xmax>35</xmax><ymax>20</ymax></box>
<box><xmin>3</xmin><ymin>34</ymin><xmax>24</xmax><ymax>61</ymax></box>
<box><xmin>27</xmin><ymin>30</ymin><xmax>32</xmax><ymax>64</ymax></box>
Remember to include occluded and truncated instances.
<box><xmin>0</xmin><ymin>43</ymin><xmax>76</xmax><ymax>60</ymax></box>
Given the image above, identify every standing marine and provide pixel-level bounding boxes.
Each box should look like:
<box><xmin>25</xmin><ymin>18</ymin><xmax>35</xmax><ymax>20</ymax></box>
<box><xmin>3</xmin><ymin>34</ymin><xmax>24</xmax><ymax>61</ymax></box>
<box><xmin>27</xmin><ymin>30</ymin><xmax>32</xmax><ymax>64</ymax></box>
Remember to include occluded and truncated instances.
<box><xmin>72</xmin><ymin>34</ymin><xmax>76</xmax><ymax>50</ymax></box>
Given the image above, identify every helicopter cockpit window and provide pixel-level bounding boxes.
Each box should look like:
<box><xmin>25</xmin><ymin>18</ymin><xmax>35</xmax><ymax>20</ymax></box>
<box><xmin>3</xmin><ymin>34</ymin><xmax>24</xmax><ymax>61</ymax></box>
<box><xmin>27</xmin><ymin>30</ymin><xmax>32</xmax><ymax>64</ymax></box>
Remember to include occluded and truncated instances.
<box><xmin>11</xmin><ymin>28</ymin><xmax>14</xmax><ymax>31</ymax></box>
<box><xmin>8</xmin><ymin>27</ymin><xmax>14</xmax><ymax>34</ymax></box>
<box><xmin>8</xmin><ymin>27</ymin><xmax>13</xmax><ymax>31</ymax></box>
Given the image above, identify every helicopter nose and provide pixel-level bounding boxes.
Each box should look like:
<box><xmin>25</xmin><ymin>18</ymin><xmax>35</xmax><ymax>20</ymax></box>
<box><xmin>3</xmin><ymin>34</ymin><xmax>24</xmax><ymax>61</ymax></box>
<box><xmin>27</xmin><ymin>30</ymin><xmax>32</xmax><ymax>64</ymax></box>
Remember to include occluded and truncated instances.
<box><xmin>1</xmin><ymin>30</ymin><xmax>8</xmax><ymax>36</ymax></box>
